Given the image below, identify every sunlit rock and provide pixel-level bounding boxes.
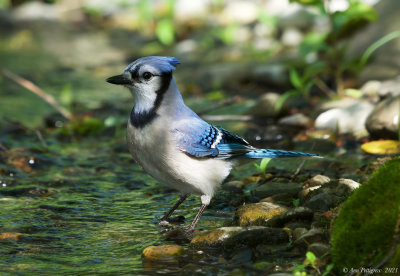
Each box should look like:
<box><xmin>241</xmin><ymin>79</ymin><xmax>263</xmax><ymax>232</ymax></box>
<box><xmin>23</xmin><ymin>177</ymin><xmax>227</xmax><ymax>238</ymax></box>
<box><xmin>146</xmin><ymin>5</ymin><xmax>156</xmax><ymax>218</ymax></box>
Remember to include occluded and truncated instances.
<box><xmin>142</xmin><ymin>244</ymin><xmax>184</xmax><ymax>261</ymax></box>
<box><xmin>234</xmin><ymin>202</ymin><xmax>288</xmax><ymax>227</ymax></box>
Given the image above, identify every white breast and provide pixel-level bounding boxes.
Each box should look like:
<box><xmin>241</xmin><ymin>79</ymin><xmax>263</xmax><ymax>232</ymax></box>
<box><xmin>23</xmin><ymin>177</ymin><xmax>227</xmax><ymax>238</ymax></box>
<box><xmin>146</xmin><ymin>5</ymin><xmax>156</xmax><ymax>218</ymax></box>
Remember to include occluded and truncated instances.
<box><xmin>126</xmin><ymin>118</ymin><xmax>232</xmax><ymax>196</ymax></box>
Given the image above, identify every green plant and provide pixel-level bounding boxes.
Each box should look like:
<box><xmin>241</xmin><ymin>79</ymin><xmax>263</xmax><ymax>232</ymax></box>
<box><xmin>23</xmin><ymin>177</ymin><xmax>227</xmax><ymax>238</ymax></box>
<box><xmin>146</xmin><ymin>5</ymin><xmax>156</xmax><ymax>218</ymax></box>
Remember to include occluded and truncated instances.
<box><xmin>254</xmin><ymin>158</ymin><xmax>271</xmax><ymax>175</ymax></box>
<box><xmin>278</xmin><ymin>0</ymin><xmax>382</xmax><ymax>108</ymax></box>
<box><xmin>292</xmin><ymin>251</ymin><xmax>334</xmax><ymax>275</ymax></box>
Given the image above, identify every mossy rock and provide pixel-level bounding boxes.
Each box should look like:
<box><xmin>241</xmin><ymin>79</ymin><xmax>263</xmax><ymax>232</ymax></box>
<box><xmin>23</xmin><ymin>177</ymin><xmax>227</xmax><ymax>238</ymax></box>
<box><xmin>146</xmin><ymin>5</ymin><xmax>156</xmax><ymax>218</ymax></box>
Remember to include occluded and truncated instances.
<box><xmin>331</xmin><ymin>157</ymin><xmax>400</xmax><ymax>268</ymax></box>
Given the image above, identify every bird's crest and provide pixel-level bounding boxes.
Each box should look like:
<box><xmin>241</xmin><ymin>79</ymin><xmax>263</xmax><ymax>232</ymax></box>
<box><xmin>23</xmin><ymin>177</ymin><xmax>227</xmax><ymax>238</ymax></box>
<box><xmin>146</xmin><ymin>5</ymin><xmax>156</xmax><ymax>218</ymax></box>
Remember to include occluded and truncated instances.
<box><xmin>125</xmin><ymin>56</ymin><xmax>180</xmax><ymax>75</ymax></box>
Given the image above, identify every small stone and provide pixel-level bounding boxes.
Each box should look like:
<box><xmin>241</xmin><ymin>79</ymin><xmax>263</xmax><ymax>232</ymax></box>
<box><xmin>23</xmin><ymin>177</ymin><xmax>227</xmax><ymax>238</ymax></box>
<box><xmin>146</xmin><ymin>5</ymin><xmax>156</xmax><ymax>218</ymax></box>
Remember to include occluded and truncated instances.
<box><xmin>278</xmin><ymin>113</ymin><xmax>313</xmax><ymax>129</ymax></box>
<box><xmin>252</xmin><ymin>182</ymin><xmax>302</xmax><ymax>199</ymax></box>
<box><xmin>294</xmin><ymin>228</ymin><xmax>326</xmax><ymax>248</ymax></box>
<box><xmin>304</xmin><ymin>175</ymin><xmax>331</xmax><ymax>187</ymax></box>
<box><xmin>336</xmin><ymin>178</ymin><xmax>360</xmax><ymax>196</ymax></box>
<box><xmin>142</xmin><ymin>244</ymin><xmax>184</xmax><ymax>261</ymax></box>
<box><xmin>299</xmin><ymin>186</ymin><xmax>321</xmax><ymax>200</ymax></box>
<box><xmin>234</xmin><ymin>202</ymin><xmax>289</xmax><ymax>226</ymax></box>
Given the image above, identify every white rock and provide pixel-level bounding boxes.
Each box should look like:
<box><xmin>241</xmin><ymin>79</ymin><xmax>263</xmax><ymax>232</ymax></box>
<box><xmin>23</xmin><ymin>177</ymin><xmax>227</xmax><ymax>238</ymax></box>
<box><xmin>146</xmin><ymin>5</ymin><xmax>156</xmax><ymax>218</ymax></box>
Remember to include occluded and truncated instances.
<box><xmin>281</xmin><ymin>28</ymin><xmax>303</xmax><ymax>47</ymax></box>
<box><xmin>315</xmin><ymin>101</ymin><xmax>374</xmax><ymax>137</ymax></box>
<box><xmin>175</xmin><ymin>0</ymin><xmax>210</xmax><ymax>22</ymax></box>
<box><xmin>222</xmin><ymin>1</ymin><xmax>258</xmax><ymax>24</ymax></box>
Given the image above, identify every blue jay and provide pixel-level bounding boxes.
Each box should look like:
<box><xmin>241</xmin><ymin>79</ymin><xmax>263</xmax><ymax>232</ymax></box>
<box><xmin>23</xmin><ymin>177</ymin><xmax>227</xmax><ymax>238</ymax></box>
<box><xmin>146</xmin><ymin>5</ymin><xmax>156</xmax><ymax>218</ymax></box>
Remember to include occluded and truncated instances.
<box><xmin>106</xmin><ymin>56</ymin><xmax>318</xmax><ymax>233</ymax></box>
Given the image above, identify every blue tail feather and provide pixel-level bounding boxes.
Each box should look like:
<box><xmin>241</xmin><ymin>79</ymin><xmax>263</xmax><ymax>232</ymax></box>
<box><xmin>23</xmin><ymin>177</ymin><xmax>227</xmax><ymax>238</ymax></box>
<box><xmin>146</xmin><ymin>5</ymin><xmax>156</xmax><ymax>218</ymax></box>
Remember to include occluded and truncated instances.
<box><xmin>244</xmin><ymin>149</ymin><xmax>319</xmax><ymax>159</ymax></box>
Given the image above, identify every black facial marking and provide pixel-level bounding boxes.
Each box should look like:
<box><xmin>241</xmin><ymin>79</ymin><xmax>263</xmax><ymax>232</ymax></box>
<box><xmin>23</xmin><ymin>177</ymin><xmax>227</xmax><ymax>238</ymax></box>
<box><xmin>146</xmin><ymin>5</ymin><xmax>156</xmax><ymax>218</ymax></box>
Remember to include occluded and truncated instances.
<box><xmin>129</xmin><ymin>72</ymin><xmax>172</xmax><ymax>128</ymax></box>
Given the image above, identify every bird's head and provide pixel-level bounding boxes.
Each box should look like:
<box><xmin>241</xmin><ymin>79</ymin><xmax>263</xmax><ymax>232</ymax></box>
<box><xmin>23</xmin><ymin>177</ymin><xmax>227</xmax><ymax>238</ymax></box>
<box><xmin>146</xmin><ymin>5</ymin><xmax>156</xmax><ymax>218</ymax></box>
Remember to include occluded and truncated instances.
<box><xmin>106</xmin><ymin>56</ymin><xmax>180</xmax><ymax>113</ymax></box>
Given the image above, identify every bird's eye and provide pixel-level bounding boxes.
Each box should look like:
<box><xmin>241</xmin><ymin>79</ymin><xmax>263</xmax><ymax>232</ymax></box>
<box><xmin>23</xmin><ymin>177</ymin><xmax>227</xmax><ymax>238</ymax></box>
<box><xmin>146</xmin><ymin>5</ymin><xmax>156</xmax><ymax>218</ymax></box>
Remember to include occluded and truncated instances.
<box><xmin>142</xmin><ymin>72</ymin><xmax>153</xmax><ymax>80</ymax></box>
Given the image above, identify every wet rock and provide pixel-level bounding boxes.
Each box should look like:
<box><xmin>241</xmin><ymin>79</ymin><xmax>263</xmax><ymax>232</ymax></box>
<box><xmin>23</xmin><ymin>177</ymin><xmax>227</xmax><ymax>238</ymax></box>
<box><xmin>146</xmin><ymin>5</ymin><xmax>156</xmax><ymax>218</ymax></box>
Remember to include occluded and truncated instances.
<box><xmin>293</xmin><ymin>228</ymin><xmax>308</xmax><ymax>240</ymax></box>
<box><xmin>304</xmin><ymin>179</ymin><xmax>360</xmax><ymax>212</ymax></box>
<box><xmin>306</xmin><ymin>192</ymin><xmax>340</xmax><ymax>212</ymax></box>
<box><xmin>190</xmin><ymin>227</ymin><xmax>245</xmax><ymax>249</ymax></box>
<box><xmin>299</xmin><ymin>186</ymin><xmax>321</xmax><ymax>200</ymax></box>
<box><xmin>307</xmin><ymin>242</ymin><xmax>330</xmax><ymax>258</ymax></box>
<box><xmin>266</xmin><ymin>207</ymin><xmax>314</xmax><ymax>227</ymax></box>
<box><xmin>223</xmin><ymin>227</ymin><xmax>289</xmax><ymax>249</ymax></box>
<box><xmin>142</xmin><ymin>244</ymin><xmax>184</xmax><ymax>261</ymax></box>
<box><xmin>366</xmin><ymin>95</ymin><xmax>400</xmax><ymax>139</ymax></box>
<box><xmin>303</xmin><ymin>175</ymin><xmax>330</xmax><ymax>188</ymax></box>
<box><xmin>247</xmin><ymin>93</ymin><xmax>281</xmax><ymax>118</ymax></box>
<box><xmin>293</xmin><ymin>228</ymin><xmax>326</xmax><ymax>248</ymax></box>
<box><xmin>260</xmin><ymin>193</ymin><xmax>294</xmax><ymax>205</ymax></box>
<box><xmin>234</xmin><ymin>202</ymin><xmax>288</xmax><ymax>226</ymax></box>
<box><xmin>252</xmin><ymin>182</ymin><xmax>302</xmax><ymax>199</ymax></box>
<box><xmin>191</xmin><ymin>226</ymin><xmax>289</xmax><ymax>250</ymax></box>
<box><xmin>336</xmin><ymin>179</ymin><xmax>360</xmax><ymax>196</ymax></box>
<box><xmin>315</xmin><ymin>101</ymin><xmax>374</xmax><ymax>138</ymax></box>
<box><xmin>278</xmin><ymin>113</ymin><xmax>313</xmax><ymax>129</ymax></box>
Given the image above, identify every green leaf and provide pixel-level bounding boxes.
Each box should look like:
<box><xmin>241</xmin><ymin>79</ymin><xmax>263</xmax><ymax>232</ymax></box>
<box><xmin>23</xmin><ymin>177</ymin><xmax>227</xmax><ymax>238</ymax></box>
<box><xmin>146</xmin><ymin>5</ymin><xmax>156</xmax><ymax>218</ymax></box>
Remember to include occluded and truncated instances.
<box><xmin>293</xmin><ymin>198</ymin><xmax>300</xmax><ymax>207</ymax></box>
<box><xmin>306</xmin><ymin>251</ymin><xmax>316</xmax><ymax>265</ymax></box>
<box><xmin>155</xmin><ymin>19</ymin><xmax>175</xmax><ymax>45</ymax></box>
<box><xmin>60</xmin><ymin>84</ymin><xmax>73</xmax><ymax>108</ymax></box>
<box><xmin>322</xmin><ymin>264</ymin><xmax>334</xmax><ymax>276</ymax></box>
<box><xmin>360</xmin><ymin>30</ymin><xmax>400</xmax><ymax>67</ymax></box>
<box><xmin>289</xmin><ymin>69</ymin><xmax>302</xmax><ymax>89</ymax></box>
<box><xmin>299</xmin><ymin>33</ymin><xmax>328</xmax><ymax>58</ymax></box>
<box><xmin>259</xmin><ymin>158</ymin><xmax>271</xmax><ymax>172</ymax></box>
<box><xmin>274</xmin><ymin>90</ymin><xmax>298</xmax><ymax>112</ymax></box>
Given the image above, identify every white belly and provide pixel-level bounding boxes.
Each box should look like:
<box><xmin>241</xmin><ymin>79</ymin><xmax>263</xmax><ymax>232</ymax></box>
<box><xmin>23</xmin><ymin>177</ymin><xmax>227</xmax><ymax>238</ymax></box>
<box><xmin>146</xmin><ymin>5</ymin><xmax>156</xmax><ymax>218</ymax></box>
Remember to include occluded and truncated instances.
<box><xmin>126</xmin><ymin>121</ymin><xmax>232</xmax><ymax>196</ymax></box>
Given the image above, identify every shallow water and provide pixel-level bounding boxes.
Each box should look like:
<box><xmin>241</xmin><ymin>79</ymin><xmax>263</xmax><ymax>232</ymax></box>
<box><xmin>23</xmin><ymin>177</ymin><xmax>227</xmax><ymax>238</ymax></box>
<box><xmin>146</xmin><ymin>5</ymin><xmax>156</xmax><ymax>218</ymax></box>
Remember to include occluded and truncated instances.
<box><xmin>0</xmin><ymin>133</ymin><xmax>241</xmax><ymax>275</ymax></box>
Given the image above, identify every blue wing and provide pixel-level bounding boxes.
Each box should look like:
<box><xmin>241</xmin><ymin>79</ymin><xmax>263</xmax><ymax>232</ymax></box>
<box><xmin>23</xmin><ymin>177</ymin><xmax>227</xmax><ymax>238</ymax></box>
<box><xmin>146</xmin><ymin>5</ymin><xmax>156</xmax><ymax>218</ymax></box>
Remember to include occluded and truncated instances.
<box><xmin>175</xmin><ymin>123</ymin><xmax>319</xmax><ymax>160</ymax></box>
<box><xmin>176</xmin><ymin>124</ymin><xmax>254</xmax><ymax>159</ymax></box>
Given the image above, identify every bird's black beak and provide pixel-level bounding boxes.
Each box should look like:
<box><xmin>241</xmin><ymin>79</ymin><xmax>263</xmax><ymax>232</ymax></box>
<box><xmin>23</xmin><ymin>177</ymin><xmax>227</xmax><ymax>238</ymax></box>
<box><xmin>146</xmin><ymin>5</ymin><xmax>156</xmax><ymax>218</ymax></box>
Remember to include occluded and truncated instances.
<box><xmin>106</xmin><ymin>74</ymin><xmax>132</xmax><ymax>85</ymax></box>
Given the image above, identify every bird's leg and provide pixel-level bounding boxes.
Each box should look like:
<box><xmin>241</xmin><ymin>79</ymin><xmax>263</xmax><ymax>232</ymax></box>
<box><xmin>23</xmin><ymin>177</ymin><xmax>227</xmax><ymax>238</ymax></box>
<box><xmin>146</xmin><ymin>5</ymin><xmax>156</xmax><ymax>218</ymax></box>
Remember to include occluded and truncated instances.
<box><xmin>185</xmin><ymin>195</ymin><xmax>210</xmax><ymax>233</ymax></box>
<box><xmin>158</xmin><ymin>193</ymin><xmax>189</xmax><ymax>226</ymax></box>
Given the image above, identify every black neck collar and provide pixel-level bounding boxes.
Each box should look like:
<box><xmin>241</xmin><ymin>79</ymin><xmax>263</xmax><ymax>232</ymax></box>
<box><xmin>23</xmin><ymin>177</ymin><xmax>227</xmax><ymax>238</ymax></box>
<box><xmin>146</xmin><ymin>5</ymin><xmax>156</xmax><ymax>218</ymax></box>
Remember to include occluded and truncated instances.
<box><xmin>129</xmin><ymin>73</ymin><xmax>172</xmax><ymax>128</ymax></box>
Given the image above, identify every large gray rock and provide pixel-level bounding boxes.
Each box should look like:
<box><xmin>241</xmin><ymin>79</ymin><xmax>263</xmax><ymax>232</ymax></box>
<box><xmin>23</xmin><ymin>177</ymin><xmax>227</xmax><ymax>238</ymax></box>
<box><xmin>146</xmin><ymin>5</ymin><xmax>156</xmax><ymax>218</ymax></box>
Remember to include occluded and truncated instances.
<box><xmin>366</xmin><ymin>95</ymin><xmax>400</xmax><ymax>139</ymax></box>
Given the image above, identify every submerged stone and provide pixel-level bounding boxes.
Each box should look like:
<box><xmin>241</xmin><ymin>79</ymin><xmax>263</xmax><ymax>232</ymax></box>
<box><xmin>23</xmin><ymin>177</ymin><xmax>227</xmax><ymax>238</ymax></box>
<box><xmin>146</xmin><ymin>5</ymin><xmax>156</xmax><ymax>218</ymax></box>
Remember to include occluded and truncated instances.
<box><xmin>142</xmin><ymin>244</ymin><xmax>184</xmax><ymax>261</ymax></box>
<box><xmin>294</xmin><ymin>228</ymin><xmax>327</xmax><ymax>248</ymax></box>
